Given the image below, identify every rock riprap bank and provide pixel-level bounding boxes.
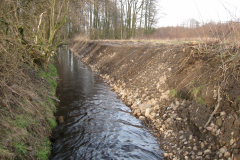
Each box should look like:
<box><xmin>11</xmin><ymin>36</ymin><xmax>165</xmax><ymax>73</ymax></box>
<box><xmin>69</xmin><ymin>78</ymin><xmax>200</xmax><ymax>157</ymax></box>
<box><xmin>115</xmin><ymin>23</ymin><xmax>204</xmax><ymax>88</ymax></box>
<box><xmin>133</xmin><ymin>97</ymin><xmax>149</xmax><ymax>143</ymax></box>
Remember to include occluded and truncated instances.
<box><xmin>69</xmin><ymin>40</ymin><xmax>240</xmax><ymax>160</ymax></box>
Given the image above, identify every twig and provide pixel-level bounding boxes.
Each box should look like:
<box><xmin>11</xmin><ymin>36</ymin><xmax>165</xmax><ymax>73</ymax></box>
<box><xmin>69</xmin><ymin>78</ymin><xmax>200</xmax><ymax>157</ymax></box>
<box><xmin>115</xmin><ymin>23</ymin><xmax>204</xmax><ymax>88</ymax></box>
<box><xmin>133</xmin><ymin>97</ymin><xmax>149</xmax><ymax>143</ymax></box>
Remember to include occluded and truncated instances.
<box><xmin>47</xmin><ymin>95</ymin><xmax>60</xmax><ymax>102</ymax></box>
<box><xmin>204</xmin><ymin>86</ymin><xmax>221</xmax><ymax>128</ymax></box>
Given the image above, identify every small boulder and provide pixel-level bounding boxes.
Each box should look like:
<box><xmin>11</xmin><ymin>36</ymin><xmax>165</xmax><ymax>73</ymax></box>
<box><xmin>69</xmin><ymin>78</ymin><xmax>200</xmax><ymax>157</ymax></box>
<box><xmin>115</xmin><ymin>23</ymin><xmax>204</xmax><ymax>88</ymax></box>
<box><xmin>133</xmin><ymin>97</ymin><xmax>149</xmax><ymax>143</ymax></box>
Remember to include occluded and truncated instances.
<box><xmin>58</xmin><ymin>116</ymin><xmax>64</xmax><ymax>124</ymax></box>
<box><xmin>139</xmin><ymin>104</ymin><xmax>151</xmax><ymax>113</ymax></box>
<box><xmin>139</xmin><ymin>116</ymin><xmax>146</xmax><ymax>120</ymax></box>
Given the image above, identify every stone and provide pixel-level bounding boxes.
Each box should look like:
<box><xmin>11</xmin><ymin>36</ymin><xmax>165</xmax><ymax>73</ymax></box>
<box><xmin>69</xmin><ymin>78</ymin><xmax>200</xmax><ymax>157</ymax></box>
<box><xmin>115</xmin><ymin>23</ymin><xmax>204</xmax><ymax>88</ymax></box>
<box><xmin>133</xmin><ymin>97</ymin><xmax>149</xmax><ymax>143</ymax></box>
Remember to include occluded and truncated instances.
<box><xmin>139</xmin><ymin>116</ymin><xmax>145</xmax><ymax>120</ymax></box>
<box><xmin>224</xmin><ymin>152</ymin><xmax>231</xmax><ymax>157</ymax></box>
<box><xmin>166</xmin><ymin>118</ymin><xmax>172</xmax><ymax>123</ymax></box>
<box><xmin>163</xmin><ymin>153</ymin><xmax>168</xmax><ymax>157</ymax></box>
<box><xmin>204</xmin><ymin>149</ymin><xmax>211</xmax><ymax>155</ymax></box>
<box><xmin>205</xmin><ymin>155</ymin><xmax>211</xmax><ymax>159</ymax></box>
<box><xmin>151</xmin><ymin>112</ymin><xmax>156</xmax><ymax>117</ymax></box>
<box><xmin>230</xmin><ymin>139</ymin><xmax>235</xmax><ymax>145</ymax></box>
<box><xmin>233</xmin><ymin>154</ymin><xmax>240</xmax><ymax>160</ymax></box>
<box><xmin>197</xmin><ymin>151</ymin><xmax>203</xmax><ymax>156</ymax></box>
<box><xmin>160</xmin><ymin>94</ymin><xmax>169</xmax><ymax>101</ymax></box>
<box><xmin>173</xmin><ymin>105</ymin><xmax>178</xmax><ymax>111</ymax></box>
<box><xmin>139</xmin><ymin>104</ymin><xmax>151</xmax><ymax>113</ymax></box>
<box><xmin>154</xmin><ymin>105</ymin><xmax>160</xmax><ymax>110</ymax></box>
<box><xmin>189</xmin><ymin>135</ymin><xmax>193</xmax><ymax>140</ymax></box>
<box><xmin>176</xmin><ymin>117</ymin><xmax>182</xmax><ymax>121</ymax></box>
<box><xmin>219</xmin><ymin>147</ymin><xmax>227</xmax><ymax>153</ymax></box>
<box><xmin>171</xmin><ymin>114</ymin><xmax>177</xmax><ymax>119</ymax></box>
<box><xmin>163</xmin><ymin>114</ymin><xmax>167</xmax><ymax>119</ymax></box>
<box><xmin>162</xmin><ymin>124</ymin><xmax>166</xmax><ymax>130</ymax></box>
<box><xmin>167</xmin><ymin>130</ymin><xmax>173</xmax><ymax>134</ymax></box>
<box><xmin>163</xmin><ymin>90</ymin><xmax>170</xmax><ymax>95</ymax></box>
<box><xmin>201</xmin><ymin>142</ymin><xmax>205</xmax><ymax>149</ymax></box>
<box><xmin>216</xmin><ymin>116</ymin><xmax>223</xmax><ymax>126</ymax></box>
<box><xmin>220</xmin><ymin>111</ymin><xmax>226</xmax><ymax>116</ymax></box>
<box><xmin>219</xmin><ymin>153</ymin><xmax>223</xmax><ymax>158</ymax></box>
<box><xmin>216</xmin><ymin>129</ymin><xmax>221</xmax><ymax>136</ymax></box>
<box><xmin>193</xmin><ymin>146</ymin><xmax>198</xmax><ymax>151</ymax></box>
<box><xmin>179</xmin><ymin>135</ymin><xmax>184</xmax><ymax>140</ymax></box>
<box><xmin>206</xmin><ymin>127</ymin><xmax>213</xmax><ymax>131</ymax></box>
<box><xmin>175</xmin><ymin>100</ymin><xmax>180</xmax><ymax>106</ymax></box>
<box><xmin>133</xmin><ymin>109</ymin><xmax>140</xmax><ymax>115</ymax></box>
<box><xmin>58</xmin><ymin>116</ymin><xmax>64</xmax><ymax>124</ymax></box>
<box><xmin>168</xmin><ymin>153</ymin><xmax>173</xmax><ymax>158</ymax></box>
<box><xmin>234</xmin><ymin>119</ymin><xmax>240</xmax><ymax>129</ymax></box>
<box><xmin>131</xmin><ymin>102</ymin><xmax>139</xmax><ymax>110</ymax></box>
<box><xmin>145</xmin><ymin>108</ymin><xmax>151</xmax><ymax>117</ymax></box>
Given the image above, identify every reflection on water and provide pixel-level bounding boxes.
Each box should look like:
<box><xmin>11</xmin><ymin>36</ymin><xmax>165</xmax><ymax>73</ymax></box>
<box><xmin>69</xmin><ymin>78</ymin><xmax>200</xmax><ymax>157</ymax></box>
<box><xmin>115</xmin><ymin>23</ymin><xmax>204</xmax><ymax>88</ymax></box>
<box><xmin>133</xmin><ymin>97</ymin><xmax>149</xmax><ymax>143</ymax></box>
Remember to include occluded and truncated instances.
<box><xmin>51</xmin><ymin>46</ymin><xmax>164</xmax><ymax>160</ymax></box>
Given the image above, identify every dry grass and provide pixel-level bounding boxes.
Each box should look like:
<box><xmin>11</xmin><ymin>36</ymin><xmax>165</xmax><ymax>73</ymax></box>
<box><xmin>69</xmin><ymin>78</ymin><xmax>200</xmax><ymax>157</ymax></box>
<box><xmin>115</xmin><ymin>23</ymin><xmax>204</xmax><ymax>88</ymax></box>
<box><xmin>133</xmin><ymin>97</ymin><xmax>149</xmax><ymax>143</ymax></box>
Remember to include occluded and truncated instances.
<box><xmin>0</xmin><ymin>36</ymin><xmax>58</xmax><ymax>159</ymax></box>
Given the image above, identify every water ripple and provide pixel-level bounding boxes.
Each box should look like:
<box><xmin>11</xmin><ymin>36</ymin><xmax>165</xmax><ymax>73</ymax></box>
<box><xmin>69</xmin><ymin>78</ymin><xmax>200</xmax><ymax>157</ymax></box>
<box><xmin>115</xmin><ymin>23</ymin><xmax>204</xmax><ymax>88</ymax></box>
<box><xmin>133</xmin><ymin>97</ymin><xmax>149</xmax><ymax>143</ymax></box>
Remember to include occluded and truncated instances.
<box><xmin>51</xmin><ymin>47</ymin><xmax>163</xmax><ymax>160</ymax></box>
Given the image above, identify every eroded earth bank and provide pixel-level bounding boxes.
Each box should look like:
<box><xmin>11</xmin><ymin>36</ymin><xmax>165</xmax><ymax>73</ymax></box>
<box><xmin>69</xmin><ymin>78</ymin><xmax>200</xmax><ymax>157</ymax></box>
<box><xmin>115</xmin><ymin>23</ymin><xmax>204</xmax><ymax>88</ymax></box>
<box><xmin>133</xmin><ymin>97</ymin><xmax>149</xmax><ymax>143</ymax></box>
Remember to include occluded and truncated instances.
<box><xmin>69</xmin><ymin>40</ymin><xmax>240</xmax><ymax>160</ymax></box>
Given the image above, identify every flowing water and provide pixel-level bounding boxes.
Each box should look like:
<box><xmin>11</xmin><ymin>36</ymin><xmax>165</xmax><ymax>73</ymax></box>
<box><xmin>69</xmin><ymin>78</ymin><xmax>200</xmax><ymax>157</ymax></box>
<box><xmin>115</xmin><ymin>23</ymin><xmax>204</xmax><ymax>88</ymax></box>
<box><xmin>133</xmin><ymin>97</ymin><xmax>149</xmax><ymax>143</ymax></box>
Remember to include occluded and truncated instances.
<box><xmin>51</xmin><ymin>47</ymin><xmax>164</xmax><ymax>160</ymax></box>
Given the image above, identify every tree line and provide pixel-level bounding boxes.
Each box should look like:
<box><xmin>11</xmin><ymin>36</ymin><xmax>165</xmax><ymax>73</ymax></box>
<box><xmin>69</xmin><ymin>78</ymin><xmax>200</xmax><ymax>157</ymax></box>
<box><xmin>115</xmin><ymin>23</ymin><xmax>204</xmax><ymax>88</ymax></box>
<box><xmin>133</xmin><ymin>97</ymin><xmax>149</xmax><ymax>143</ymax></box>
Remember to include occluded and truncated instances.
<box><xmin>62</xmin><ymin>0</ymin><xmax>159</xmax><ymax>40</ymax></box>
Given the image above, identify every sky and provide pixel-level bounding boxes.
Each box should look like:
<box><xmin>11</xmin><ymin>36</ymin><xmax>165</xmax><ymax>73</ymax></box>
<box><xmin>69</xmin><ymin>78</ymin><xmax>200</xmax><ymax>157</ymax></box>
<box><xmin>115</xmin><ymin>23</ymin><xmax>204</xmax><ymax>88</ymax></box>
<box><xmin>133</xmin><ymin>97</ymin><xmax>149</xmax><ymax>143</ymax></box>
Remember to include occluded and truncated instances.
<box><xmin>157</xmin><ymin>0</ymin><xmax>240</xmax><ymax>27</ymax></box>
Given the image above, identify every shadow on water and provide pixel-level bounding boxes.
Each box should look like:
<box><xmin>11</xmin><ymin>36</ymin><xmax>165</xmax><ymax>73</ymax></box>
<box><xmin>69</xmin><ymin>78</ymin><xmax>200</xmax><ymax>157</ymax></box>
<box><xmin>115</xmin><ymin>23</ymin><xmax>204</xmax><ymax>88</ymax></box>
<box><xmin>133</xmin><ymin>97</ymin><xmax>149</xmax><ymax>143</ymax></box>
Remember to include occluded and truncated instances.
<box><xmin>51</xmin><ymin>46</ymin><xmax>164</xmax><ymax>160</ymax></box>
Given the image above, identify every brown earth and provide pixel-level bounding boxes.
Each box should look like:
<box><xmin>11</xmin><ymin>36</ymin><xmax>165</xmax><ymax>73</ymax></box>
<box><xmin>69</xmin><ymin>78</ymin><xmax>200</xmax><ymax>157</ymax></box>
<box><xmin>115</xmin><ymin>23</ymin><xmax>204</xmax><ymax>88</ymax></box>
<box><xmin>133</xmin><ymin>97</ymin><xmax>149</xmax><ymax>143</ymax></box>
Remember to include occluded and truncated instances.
<box><xmin>69</xmin><ymin>40</ymin><xmax>240</xmax><ymax>160</ymax></box>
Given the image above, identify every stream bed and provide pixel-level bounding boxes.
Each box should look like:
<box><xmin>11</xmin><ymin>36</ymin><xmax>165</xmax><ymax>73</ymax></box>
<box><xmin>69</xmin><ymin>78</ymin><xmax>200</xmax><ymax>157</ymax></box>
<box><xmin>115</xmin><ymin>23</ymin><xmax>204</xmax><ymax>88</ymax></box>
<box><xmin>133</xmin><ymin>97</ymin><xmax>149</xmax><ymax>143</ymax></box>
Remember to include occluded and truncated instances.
<box><xmin>51</xmin><ymin>46</ymin><xmax>164</xmax><ymax>160</ymax></box>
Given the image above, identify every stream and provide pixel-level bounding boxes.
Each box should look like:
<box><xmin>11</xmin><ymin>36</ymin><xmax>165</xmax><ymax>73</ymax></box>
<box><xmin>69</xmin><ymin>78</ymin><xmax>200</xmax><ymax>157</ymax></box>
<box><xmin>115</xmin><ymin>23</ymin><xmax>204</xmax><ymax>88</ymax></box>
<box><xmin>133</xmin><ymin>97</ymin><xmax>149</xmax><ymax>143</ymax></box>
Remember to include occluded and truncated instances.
<box><xmin>51</xmin><ymin>46</ymin><xmax>164</xmax><ymax>160</ymax></box>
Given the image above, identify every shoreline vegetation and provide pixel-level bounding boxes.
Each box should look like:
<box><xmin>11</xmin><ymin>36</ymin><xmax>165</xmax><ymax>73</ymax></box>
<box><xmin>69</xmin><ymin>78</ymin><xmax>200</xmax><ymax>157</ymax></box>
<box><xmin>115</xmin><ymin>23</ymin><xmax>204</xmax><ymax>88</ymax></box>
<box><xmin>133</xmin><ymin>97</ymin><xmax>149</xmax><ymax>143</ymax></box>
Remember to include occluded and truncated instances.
<box><xmin>0</xmin><ymin>51</ymin><xmax>58</xmax><ymax>159</ymax></box>
<box><xmin>1</xmin><ymin>0</ymin><xmax>67</xmax><ymax>158</ymax></box>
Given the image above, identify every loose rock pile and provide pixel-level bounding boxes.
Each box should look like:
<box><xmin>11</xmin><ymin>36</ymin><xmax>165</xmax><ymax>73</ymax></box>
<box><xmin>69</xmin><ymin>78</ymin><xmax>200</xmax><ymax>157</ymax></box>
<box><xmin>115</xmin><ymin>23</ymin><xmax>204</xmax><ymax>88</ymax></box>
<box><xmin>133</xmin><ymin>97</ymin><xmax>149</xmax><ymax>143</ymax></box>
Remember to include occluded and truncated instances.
<box><xmin>102</xmin><ymin>73</ymin><xmax>240</xmax><ymax>160</ymax></box>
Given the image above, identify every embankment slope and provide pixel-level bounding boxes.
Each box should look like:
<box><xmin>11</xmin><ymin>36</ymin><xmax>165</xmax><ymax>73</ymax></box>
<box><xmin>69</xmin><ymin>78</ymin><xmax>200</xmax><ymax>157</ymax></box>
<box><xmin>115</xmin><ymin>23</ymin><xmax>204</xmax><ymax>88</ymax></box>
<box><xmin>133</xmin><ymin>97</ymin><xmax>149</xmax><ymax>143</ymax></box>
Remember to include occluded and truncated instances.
<box><xmin>70</xmin><ymin>40</ymin><xmax>240</xmax><ymax>159</ymax></box>
<box><xmin>0</xmin><ymin>58</ymin><xmax>58</xmax><ymax>159</ymax></box>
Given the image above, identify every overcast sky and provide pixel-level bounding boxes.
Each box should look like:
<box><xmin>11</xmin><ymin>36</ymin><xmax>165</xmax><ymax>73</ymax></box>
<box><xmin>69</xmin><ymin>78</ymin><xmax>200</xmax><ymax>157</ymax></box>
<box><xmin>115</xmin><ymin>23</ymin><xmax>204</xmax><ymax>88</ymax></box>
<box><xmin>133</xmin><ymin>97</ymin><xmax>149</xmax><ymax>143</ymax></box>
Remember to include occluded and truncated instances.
<box><xmin>157</xmin><ymin>0</ymin><xmax>240</xmax><ymax>27</ymax></box>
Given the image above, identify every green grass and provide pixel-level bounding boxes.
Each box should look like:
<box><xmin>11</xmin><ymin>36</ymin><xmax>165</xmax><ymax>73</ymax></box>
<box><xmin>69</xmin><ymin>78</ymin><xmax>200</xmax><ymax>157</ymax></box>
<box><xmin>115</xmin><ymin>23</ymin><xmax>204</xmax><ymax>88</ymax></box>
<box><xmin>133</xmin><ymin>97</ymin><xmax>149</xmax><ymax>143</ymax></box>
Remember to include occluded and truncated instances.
<box><xmin>47</xmin><ymin>97</ymin><xmax>56</xmax><ymax>112</ymax></box>
<box><xmin>37</xmin><ymin>63</ymin><xmax>57</xmax><ymax>96</ymax></box>
<box><xmin>48</xmin><ymin>118</ymin><xmax>57</xmax><ymax>130</ymax></box>
<box><xmin>0</xmin><ymin>147</ymin><xmax>13</xmax><ymax>159</ymax></box>
<box><xmin>170</xmin><ymin>89</ymin><xmax>177</xmax><ymax>98</ymax></box>
<box><xmin>16</xmin><ymin>118</ymin><xmax>28</xmax><ymax>128</ymax></box>
<box><xmin>48</xmin><ymin>64</ymin><xmax>57</xmax><ymax>77</ymax></box>
<box><xmin>14</xmin><ymin>142</ymin><xmax>28</xmax><ymax>157</ymax></box>
<box><xmin>198</xmin><ymin>97</ymin><xmax>204</xmax><ymax>105</ymax></box>
<box><xmin>191</xmin><ymin>85</ymin><xmax>204</xmax><ymax>99</ymax></box>
<box><xmin>36</xmin><ymin>139</ymin><xmax>51</xmax><ymax>160</ymax></box>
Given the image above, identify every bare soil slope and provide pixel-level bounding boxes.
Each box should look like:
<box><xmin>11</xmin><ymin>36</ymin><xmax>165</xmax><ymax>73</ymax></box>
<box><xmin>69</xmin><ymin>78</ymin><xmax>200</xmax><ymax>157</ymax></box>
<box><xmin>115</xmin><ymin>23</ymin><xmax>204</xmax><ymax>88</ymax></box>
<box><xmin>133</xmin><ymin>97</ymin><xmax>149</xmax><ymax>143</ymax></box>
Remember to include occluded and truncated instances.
<box><xmin>70</xmin><ymin>40</ymin><xmax>240</xmax><ymax>160</ymax></box>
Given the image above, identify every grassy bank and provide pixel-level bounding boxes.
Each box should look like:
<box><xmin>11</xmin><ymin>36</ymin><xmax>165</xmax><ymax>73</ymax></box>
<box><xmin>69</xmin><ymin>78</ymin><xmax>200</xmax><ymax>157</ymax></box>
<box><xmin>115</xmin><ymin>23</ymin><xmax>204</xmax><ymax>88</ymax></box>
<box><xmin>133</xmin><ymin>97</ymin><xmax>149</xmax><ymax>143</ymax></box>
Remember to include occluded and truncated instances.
<box><xmin>0</xmin><ymin>39</ymin><xmax>58</xmax><ymax>159</ymax></box>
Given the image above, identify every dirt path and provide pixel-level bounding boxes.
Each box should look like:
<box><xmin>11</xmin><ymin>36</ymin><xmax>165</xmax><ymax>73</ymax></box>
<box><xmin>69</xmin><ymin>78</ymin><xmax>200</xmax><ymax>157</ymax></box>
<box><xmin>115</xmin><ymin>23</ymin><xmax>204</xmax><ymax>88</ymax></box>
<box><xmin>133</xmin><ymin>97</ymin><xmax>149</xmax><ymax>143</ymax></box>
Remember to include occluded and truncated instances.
<box><xmin>69</xmin><ymin>40</ymin><xmax>240</xmax><ymax>160</ymax></box>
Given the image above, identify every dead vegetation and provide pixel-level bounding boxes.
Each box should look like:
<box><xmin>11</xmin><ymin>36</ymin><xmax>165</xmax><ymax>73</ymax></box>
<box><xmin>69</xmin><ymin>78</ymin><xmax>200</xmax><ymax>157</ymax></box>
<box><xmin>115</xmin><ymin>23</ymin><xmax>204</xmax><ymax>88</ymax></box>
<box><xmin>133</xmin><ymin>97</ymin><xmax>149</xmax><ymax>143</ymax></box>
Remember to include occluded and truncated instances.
<box><xmin>0</xmin><ymin>37</ymin><xmax>58</xmax><ymax>159</ymax></box>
